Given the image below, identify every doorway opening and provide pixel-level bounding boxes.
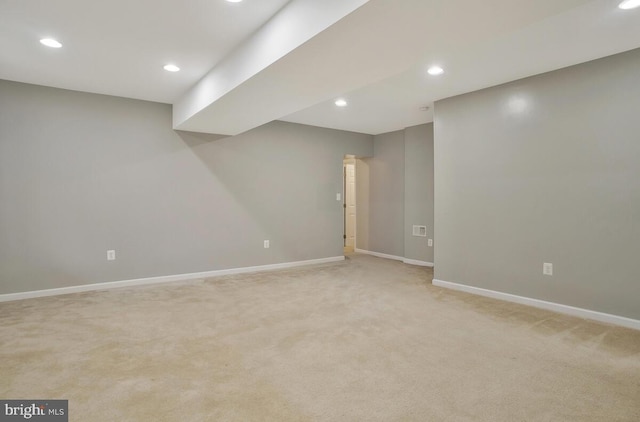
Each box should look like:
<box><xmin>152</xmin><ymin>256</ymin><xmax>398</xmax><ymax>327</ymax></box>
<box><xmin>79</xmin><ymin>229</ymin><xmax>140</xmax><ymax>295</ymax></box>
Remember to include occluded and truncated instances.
<box><xmin>343</xmin><ymin>155</ymin><xmax>356</xmax><ymax>254</ymax></box>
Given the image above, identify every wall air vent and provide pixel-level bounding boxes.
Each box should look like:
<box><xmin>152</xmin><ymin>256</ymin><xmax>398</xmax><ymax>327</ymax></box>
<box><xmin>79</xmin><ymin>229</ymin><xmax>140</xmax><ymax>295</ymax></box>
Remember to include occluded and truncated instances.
<box><xmin>412</xmin><ymin>225</ymin><xmax>427</xmax><ymax>237</ymax></box>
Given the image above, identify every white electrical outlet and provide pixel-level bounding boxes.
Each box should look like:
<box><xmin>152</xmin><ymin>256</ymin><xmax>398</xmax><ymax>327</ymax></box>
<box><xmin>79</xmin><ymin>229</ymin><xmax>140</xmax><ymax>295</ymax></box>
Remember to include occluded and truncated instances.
<box><xmin>543</xmin><ymin>262</ymin><xmax>553</xmax><ymax>276</ymax></box>
<box><xmin>107</xmin><ymin>250</ymin><xmax>116</xmax><ymax>261</ymax></box>
<box><xmin>264</xmin><ymin>240</ymin><xmax>270</xmax><ymax>249</ymax></box>
<box><xmin>428</xmin><ymin>239</ymin><xmax>433</xmax><ymax>247</ymax></box>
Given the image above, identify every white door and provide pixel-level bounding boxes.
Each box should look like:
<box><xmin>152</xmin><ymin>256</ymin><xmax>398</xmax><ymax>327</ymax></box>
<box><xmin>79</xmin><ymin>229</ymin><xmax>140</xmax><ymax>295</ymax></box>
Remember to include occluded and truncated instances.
<box><xmin>345</xmin><ymin>163</ymin><xmax>356</xmax><ymax>248</ymax></box>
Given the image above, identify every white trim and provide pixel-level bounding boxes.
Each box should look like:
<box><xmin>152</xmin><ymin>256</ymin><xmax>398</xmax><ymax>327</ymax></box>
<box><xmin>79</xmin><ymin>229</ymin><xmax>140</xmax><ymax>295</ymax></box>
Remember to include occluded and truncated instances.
<box><xmin>354</xmin><ymin>249</ymin><xmax>434</xmax><ymax>268</ymax></box>
<box><xmin>0</xmin><ymin>256</ymin><xmax>345</xmax><ymax>303</ymax></box>
<box><xmin>343</xmin><ymin>160</ymin><xmax>356</xmax><ymax>250</ymax></box>
<box><xmin>402</xmin><ymin>258</ymin><xmax>434</xmax><ymax>267</ymax></box>
<box><xmin>432</xmin><ymin>279</ymin><xmax>640</xmax><ymax>331</ymax></box>
<box><xmin>355</xmin><ymin>248</ymin><xmax>404</xmax><ymax>262</ymax></box>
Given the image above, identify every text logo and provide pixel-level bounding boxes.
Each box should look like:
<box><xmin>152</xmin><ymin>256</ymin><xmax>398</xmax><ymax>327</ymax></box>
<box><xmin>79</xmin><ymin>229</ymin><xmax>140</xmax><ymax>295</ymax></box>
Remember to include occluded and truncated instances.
<box><xmin>0</xmin><ymin>400</ymin><xmax>67</xmax><ymax>421</ymax></box>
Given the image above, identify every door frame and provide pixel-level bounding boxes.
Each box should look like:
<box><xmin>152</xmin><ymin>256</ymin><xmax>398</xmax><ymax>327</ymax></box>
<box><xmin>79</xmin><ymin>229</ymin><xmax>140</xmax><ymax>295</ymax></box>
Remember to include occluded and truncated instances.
<box><xmin>343</xmin><ymin>157</ymin><xmax>356</xmax><ymax>250</ymax></box>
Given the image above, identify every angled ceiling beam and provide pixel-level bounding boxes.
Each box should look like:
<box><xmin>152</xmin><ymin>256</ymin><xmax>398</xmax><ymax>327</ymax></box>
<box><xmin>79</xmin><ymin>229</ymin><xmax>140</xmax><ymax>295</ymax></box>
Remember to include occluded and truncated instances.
<box><xmin>173</xmin><ymin>0</ymin><xmax>370</xmax><ymax>134</ymax></box>
<box><xmin>174</xmin><ymin>0</ymin><xmax>590</xmax><ymax>136</ymax></box>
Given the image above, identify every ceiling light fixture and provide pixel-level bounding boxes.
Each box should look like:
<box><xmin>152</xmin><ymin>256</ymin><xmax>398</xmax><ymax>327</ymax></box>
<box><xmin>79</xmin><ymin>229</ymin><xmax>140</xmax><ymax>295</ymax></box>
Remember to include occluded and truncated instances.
<box><xmin>619</xmin><ymin>0</ymin><xmax>640</xmax><ymax>9</ymax></box>
<box><xmin>163</xmin><ymin>64</ymin><xmax>180</xmax><ymax>72</ymax></box>
<box><xmin>40</xmin><ymin>38</ymin><xmax>62</xmax><ymax>48</ymax></box>
<box><xmin>335</xmin><ymin>99</ymin><xmax>348</xmax><ymax>107</ymax></box>
<box><xmin>427</xmin><ymin>66</ymin><xmax>444</xmax><ymax>76</ymax></box>
<box><xmin>226</xmin><ymin>0</ymin><xmax>243</xmax><ymax>3</ymax></box>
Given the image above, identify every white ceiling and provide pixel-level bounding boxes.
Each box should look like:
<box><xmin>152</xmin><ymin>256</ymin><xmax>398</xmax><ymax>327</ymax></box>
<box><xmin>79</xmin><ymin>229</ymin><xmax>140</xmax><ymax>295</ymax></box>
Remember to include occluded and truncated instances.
<box><xmin>283</xmin><ymin>0</ymin><xmax>640</xmax><ymax>134</ymax></box>
<box><xmin>0</xmin><ymin>0</ymin><xmax>291</xmax><ymax>103</ymax></box>
<box><xmin>281</xmin><ymin>0</ymin><xmax>640</xmax><ymax>134</ymax></box>
<box><xmin>2</xmin><ymin>0</ymin><xmax>640</xmax><ymax>135</ymax></box>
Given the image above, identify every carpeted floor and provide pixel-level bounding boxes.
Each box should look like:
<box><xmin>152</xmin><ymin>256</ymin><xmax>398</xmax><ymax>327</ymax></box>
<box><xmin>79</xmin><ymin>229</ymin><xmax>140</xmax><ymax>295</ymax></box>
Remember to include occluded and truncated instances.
<box><xmin>1</xmin><ymin>253</ymin><xmax>639</xmax><ymax>421</ymax></box>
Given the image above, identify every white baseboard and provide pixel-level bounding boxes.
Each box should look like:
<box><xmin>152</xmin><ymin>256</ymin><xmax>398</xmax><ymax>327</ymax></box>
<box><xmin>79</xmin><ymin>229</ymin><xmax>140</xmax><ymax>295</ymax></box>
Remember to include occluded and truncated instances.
<box><xmin>402</xmin><ymin>258</ymin><xmax>434</xmax><ymax>267</ymax></box>
<box><xmin>0</xmin><ymin>256</ymin><xmax>345</xmax><ymax>303</ymax></box>
<box><xmin>354</xmin><ymin>249</ymin><xmax>434</xmax><ymax>268</ymax></box>
<box><xmin>433</xmin><ymin>279</ymin><xmax>640</xmax><ymax>331</ymax></box>
<box><xmin>355</xmin><ymin>249</ymin><xmax>404</xmax><ymax>262</ymax></box>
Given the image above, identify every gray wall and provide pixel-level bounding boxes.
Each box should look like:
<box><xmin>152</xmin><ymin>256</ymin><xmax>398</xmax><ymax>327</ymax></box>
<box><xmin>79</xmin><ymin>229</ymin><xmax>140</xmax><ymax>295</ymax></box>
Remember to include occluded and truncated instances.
<box><xmin>359</xmin><ymin>131</ymin><xmax>405</xmax><ymax>257</ymax></box>
<box><xmin>356</xmin><ymin>125</ymin><xmax>434</xmax><ymax>264</ymax></box>
<box><xmin>355</xmin><ymin>158</ymin><xmax>370</xmax><ymax>251</ymax></box>
<box><xmin>404</xmin><ymin>124</ymin><xmax>434</xmax><ymax>263</ymax></box>
<box><xmin>434</xmin><ymin>48</ymin><xmax>640</xmax><ymax>320</ymax></box>
<box><xmin>0</xmin><ymin>80</ymin><xmax>372</xmax><ymax>294</ymax></box>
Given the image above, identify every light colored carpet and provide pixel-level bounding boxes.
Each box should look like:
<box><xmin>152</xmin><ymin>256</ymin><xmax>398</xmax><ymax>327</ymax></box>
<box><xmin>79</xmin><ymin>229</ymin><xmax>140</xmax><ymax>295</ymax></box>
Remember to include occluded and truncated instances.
<box><xmin>1</xmin><ymin>253</ymin><xmax>639</xmax><ymax>421</ymax></box>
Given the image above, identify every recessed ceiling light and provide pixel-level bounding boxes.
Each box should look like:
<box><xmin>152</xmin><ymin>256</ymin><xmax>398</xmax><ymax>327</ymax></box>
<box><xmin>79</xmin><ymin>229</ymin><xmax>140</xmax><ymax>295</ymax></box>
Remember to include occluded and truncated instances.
<box><xmin>163</xmin><ymin>64</ymin><xmax>180</xmax><ymax>72</ymax></box>
<box><xmin>619</xmin><ymin>0</ymin><xmax>640</xmax><ymax>9</ymax></box>
<box><xmin>427</xmin><ymin>66</ymin><xmax>444</xmax><ymax>76</ymax></box>
<box><xmin>335</xmin><ymin>99</ymin><xmax>348</xmax><ymax>107</ymax></box>
<box><xmin>40</xmin><ymin>38</ymin><xmax>62</xmax><ymax>48</ymax></box>
<box><xmin>226</xmin><ymin>0</ymin><xmax>243</xmax><ymax>3</ymax></box>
